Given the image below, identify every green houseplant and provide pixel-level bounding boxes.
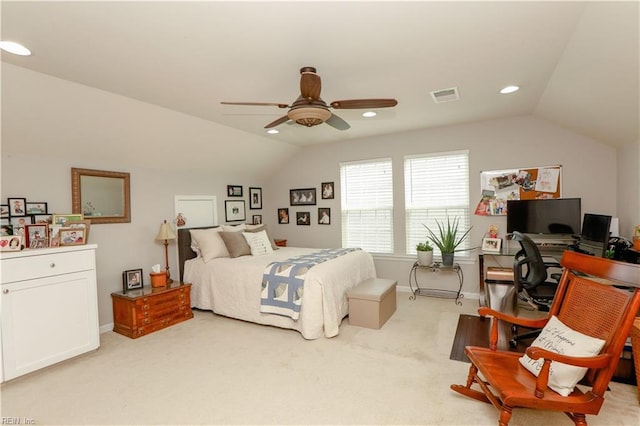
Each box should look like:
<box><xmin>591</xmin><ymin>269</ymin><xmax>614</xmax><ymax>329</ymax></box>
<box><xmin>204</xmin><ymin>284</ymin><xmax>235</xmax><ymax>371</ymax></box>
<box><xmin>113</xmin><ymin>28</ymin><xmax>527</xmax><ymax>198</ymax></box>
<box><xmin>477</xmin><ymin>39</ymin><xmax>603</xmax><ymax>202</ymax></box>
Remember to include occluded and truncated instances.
<box><xmin>416</xmin><ymin>241</ymin><xmax>434</xmax><ymax>266</ymax></box>
<box><xmin>424</xmin><ymin>217</ymin><xmax>472</xmax><ymax>266</ymax></box>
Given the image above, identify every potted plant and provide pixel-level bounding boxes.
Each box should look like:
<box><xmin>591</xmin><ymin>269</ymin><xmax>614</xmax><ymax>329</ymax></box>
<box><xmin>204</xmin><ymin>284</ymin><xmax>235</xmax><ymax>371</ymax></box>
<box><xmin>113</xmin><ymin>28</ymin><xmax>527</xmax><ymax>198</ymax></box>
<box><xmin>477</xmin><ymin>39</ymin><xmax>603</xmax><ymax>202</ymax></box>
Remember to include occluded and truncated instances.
<box><xmin>416</xmin><ymin>241</ymin><xmax>434</xmax><ymax>266</ymax></box>
<box><xmin>424</xmin><ymin>217</ymin><xmax>472</xmax><ymax>266</ymax></box>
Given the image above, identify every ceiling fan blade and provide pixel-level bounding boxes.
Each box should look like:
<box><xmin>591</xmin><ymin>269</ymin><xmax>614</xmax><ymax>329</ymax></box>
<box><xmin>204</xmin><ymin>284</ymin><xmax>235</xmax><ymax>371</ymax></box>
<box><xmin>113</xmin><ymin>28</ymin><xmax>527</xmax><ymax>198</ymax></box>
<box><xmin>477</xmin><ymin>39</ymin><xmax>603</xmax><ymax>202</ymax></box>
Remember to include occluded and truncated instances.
<box><xmin>325</xmin><ymin>113</ymin><xmax>350</xmax><ymax>131</ymax></box>
<box><xmin>221</xmin><ymin>101</ymin><xmax>289</xmax><ymax>109</ymax></box>
<box><xmin>300</xmin><ymin>72</ymin><xmax>321</xmax><ymax>101</ymax></box>
<box><xmin>264</xmin><ymin>115</ymin><xmax>291</xmax><ymax>129</ymax></box>
<box><xmin>330</xmin><ymin>99</ymin><xmax>398</xmax><ymax>109</ymax></box>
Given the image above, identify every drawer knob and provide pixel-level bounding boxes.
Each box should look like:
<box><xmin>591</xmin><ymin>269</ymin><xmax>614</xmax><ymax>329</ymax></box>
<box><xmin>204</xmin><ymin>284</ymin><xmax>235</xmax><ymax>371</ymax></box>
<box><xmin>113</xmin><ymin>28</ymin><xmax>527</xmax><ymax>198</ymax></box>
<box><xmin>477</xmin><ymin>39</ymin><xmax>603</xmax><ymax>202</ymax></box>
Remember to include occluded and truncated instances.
<box><xmin>50</xmin><ymin>263</ymin><xmax>56</xmax><ymax>268</ymax></box>
<box><xmin>3</xmin><ymin>289</ymin><xmax>8</xmax><ymax>294</ymax></box>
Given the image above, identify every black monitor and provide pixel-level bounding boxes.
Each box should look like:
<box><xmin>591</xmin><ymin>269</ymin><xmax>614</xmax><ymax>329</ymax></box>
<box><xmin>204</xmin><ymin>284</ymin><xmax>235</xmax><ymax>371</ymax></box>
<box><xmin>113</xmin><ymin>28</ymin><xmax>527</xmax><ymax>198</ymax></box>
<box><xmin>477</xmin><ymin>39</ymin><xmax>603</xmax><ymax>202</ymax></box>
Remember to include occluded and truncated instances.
<box><xmin>578</xmin><ymin>213</ymin><xmax>612</xmax><ymax>257</ymax></box>
<box><xmin>506</xmin><ymin>198</ymin><xmax>582</xmax><ymax>236</ymax></box>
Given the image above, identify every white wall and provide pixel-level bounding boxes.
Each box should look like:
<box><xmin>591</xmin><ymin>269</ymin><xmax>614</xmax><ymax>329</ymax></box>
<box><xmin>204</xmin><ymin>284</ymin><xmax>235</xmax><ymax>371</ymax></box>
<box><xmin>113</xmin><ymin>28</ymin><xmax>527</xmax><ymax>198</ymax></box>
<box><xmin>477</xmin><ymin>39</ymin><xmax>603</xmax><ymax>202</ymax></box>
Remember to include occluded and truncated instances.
<box><xmin>617</xmin><ymin>140</ymin><xmax>640</xmax><ymax>238</ymax></box>
<box><xmin>265</xmin><ymin>115</ymin><xmax>619</xmax><ymax>295</ymax></box>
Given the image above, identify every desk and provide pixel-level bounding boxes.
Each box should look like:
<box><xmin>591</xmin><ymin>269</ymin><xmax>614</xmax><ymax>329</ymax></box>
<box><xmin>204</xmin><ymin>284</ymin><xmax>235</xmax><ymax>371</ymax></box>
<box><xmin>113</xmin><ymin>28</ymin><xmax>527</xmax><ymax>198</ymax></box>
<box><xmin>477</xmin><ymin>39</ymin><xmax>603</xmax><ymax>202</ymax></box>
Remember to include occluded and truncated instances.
<box><xmin>478</xmin><ymin>248</ymin><xmax>563</xmax><ymax>308</ymax></box>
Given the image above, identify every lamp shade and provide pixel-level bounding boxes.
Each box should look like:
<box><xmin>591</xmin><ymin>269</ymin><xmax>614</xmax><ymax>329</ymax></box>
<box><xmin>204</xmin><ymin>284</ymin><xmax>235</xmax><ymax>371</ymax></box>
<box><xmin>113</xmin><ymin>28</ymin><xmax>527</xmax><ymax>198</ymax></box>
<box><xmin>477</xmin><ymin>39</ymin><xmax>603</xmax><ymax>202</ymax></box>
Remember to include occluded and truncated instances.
<box><xmin>155</xmin><ymin>220</ymin><xmax>176</xmax><ymax>241</ymax></box>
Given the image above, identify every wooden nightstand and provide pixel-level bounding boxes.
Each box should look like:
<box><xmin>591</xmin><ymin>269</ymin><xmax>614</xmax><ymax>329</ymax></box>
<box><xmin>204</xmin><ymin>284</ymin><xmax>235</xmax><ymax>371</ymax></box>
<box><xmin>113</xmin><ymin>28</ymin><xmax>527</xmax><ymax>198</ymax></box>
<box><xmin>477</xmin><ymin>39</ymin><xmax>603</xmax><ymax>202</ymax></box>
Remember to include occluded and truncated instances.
<box><xmin>111</xmin><ymin>283</ymin><xmax>193</xmax><ymax>338</ymax></box>
<box><xmin>274</xmin><ymin>239</ymin><xmax>287</xmax><ymax>247</ymax></box>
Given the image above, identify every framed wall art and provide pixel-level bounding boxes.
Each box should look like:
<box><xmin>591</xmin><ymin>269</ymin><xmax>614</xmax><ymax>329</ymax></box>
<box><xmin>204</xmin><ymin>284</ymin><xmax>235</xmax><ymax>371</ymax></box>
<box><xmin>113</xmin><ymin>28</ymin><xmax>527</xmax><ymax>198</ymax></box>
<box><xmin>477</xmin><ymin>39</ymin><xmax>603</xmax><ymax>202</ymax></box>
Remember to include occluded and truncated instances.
<box><xmin>227</xmin><ymin>185</ymin><xmax>243</xmax><ymax>197</ymax></box>
<box><xmin>225</xmin><ymin>200</ymin><xmax>246</xmax><ymax>222</ymax></box>
<box><xmin>123</xmin><ymin>268</ymin><xmax>143</xmax><ymax>292</ymax></box>
<box><xmin>8</xmin><ymin>198</ymin><xmax>26</xmax><ymax>217</ymax></box>
<box><xmin>252</xmin><ymin>215</ymin><xmax>262</xmax><ymax>225</ymax></box>
<box><xmin>26</xmin><ymin>202</ymin><xmax>48</xmax><ymax>215</ymax></box>
<box><xmin>290</xmin><ymin>188</ymin><xmax>316</xmax><ymax>206</ymax></box>
<box><xmin>321</xmin><ymin>182</ymin><xmax>334</xmax><ymax>199</ymax></box>
<box><xmin>278</xmin><ymin>208</ymin><xmax>289</xmax><ymax>224</ymax></box>
<box><xmin>249</xmin><ymin>187</ymin><xmax>262</xmax><ymax>210</ymax></box>
<box><xmin>318</xmin><ymin>208</ymin><xmax>331</xmax><ymax>225</ymax></box>
<box><xmin>296</xmin><ymin>211</ymin><xmax>310</xmax><ymax>225</ymax></box>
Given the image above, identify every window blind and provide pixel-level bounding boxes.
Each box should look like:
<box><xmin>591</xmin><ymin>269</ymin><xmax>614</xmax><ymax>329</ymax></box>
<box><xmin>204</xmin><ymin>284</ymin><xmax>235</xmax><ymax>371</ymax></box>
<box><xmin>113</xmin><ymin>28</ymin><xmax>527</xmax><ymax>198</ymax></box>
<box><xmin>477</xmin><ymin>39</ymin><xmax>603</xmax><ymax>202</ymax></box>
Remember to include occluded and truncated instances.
<box><xmin>340</xmin><ymin>158</ymin><xmax>393</xmax><ymax>254</ymax></box>
<box><xmin>405</xmin><ymin>151</ymin><xmax>470</xmax><ymax>257</ymax></box>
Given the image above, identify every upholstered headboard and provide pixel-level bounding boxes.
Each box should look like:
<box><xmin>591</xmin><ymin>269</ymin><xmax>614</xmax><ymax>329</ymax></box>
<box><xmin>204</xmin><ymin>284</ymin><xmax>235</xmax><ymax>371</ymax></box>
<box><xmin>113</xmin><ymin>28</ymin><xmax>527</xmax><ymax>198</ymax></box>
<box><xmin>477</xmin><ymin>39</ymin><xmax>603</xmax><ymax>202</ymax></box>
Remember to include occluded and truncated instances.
<box><xmin>177</xmin><ymin>226</ymin><xmax>219</xmax><ymax>283</ymax></box>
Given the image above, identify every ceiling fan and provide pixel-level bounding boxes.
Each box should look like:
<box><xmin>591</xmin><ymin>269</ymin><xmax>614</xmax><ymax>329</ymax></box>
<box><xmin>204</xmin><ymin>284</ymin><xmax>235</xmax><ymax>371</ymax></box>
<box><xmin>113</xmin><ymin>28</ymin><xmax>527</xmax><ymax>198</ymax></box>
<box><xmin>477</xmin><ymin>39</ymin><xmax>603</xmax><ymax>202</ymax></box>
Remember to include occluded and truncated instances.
<box><xmin>221</xmin><ymin>66</ymin><xmax>398</xmax><ymax>131</ymax></box>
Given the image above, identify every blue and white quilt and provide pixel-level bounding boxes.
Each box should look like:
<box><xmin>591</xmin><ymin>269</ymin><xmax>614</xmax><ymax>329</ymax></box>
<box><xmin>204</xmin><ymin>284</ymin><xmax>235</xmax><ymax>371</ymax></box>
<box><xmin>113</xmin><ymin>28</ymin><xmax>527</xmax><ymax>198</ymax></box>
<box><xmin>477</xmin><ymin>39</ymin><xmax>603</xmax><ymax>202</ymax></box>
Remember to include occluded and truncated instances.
<box><xmin>260</xmin><ymin>248</ymin><xmax>360</xmax><ymax>320</ymax></box>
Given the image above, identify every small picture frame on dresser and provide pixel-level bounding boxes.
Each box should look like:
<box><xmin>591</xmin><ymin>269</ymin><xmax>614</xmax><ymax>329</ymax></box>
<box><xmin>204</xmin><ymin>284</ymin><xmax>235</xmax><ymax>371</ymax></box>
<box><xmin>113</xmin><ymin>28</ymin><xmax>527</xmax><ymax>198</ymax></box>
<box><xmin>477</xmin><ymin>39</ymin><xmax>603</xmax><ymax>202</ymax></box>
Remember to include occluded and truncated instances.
<box><xmin>0</xmin><ymin>235</ymin><xmax>22</xmax><ymax>251</ymax></box>
<box><xmin>123</xmin><ymin>268</ymin><xmax>144</xmax><ymax>292</ymax></box>
<box><xmin>482</xmin><ymin>237</ymin><xmax>502</xmax><ymax>253</ymax></box>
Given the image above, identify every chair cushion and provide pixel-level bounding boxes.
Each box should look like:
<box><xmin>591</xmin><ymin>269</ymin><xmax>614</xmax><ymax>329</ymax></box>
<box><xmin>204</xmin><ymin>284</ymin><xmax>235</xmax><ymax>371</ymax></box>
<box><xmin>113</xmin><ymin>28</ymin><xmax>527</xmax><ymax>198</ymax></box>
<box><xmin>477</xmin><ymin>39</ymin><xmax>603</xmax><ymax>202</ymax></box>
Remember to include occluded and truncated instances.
<box><xmin>519</xmin><ymin>315</ymin><xmax>605</xmax><ymax>397</ymax></box>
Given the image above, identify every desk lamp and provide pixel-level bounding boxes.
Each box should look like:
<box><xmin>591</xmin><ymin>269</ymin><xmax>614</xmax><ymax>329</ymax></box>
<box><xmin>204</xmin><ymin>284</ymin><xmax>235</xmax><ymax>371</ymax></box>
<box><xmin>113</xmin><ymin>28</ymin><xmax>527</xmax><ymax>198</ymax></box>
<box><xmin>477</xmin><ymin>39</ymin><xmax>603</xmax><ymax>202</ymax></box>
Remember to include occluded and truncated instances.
<box><xmin>155</xmin><ymin>220</ymin><xmax>177</xmax><ymax>284</ymax></box>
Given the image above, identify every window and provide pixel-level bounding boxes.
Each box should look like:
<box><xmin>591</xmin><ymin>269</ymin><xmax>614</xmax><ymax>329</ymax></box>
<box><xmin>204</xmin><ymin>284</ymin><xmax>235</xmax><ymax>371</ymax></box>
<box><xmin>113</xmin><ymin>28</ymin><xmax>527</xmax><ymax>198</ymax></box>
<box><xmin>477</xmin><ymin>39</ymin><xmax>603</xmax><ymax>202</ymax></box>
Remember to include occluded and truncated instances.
<box><xmin>340</xmin><ymin>158</ymin><xmax>393</xmax><ymax>254</ymax></box>
<box><xmin>405</xmin><ymin>151</ymin><xmax>470</xmax><ymax>257</ymax></box>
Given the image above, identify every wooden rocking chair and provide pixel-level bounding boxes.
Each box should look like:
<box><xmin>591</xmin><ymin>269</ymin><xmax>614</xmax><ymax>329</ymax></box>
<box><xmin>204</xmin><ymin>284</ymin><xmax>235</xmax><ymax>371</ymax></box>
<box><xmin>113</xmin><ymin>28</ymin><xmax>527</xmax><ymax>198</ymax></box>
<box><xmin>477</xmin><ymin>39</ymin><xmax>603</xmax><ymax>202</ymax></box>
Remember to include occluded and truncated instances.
<box><xmin>451</xmin><ymin>251</ymin><xmax>640</xmax><ymax>426</ymax></box>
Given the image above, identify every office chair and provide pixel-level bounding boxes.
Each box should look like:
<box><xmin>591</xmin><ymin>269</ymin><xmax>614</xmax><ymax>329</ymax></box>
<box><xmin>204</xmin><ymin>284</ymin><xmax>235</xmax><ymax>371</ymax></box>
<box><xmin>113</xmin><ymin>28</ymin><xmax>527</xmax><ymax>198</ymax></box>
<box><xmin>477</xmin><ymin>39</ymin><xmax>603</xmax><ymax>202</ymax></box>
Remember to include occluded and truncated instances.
<box><xmin>509</xmin><ymin>231</ymin><xmax>561</xmax><ymax>347</ymax></box>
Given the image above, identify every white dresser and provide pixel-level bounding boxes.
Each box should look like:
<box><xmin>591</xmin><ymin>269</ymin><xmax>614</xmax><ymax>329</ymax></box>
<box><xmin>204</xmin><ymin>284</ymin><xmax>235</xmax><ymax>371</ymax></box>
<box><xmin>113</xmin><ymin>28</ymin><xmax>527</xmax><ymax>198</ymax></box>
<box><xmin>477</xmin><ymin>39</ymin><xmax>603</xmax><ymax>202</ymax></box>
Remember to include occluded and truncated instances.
<box><xmin>0</xmin><ymin>244</ymin><xmax>99</xmax><ymax>382</ymax></box>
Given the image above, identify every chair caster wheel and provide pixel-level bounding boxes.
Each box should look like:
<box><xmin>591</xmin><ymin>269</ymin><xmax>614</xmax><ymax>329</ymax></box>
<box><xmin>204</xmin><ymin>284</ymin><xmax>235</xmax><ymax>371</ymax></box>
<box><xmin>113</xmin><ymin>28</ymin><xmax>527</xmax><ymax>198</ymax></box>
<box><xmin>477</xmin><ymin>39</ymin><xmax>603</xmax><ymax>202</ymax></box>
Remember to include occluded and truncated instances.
<box><xmin>509</xmin><ymin>339</ymin><xmax>517</xmax><ymax>349</ymax></box>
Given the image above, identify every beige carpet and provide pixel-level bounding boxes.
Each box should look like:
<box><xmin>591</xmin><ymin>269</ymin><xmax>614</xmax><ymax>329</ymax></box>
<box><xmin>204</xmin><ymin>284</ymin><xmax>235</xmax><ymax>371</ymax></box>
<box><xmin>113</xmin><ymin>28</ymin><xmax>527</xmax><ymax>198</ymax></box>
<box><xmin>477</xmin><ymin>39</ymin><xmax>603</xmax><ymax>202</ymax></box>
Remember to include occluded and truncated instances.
<box><xmin>1</xmin><ymin>294</ymin><xmax>638</xmax><ymax>425</ymax></box>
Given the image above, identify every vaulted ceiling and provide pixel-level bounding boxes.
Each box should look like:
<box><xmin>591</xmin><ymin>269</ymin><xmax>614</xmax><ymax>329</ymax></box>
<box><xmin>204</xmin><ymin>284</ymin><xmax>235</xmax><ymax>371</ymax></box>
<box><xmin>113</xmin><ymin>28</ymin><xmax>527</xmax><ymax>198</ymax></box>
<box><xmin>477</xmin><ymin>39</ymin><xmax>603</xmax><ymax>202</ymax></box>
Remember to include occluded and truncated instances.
<box><xmin>2</xmin><ymin>1</ymin><xmax>638</xmax><ymax>148</ymax></box>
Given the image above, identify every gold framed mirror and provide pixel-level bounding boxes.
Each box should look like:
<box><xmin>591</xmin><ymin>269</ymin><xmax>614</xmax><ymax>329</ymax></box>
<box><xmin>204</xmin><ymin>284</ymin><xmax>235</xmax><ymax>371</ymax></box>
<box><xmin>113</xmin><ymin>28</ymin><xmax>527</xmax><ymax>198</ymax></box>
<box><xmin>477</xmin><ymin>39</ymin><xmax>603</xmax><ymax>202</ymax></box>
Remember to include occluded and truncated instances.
<box><xmin>71</xmin><ymin>168</ymin><xmax>131</xmax><ymax>224</ymax></box>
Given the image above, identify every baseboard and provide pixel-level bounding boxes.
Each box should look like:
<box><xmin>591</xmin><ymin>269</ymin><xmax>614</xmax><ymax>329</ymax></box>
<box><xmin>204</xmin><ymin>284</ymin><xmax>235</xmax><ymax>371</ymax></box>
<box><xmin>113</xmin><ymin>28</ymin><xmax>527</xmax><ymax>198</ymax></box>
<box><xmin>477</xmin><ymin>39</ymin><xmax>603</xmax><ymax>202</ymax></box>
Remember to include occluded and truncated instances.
<box><xmin>100</xmin><ymin>323</ymin><xmax>114</xmax><ymax>334</ymax></box>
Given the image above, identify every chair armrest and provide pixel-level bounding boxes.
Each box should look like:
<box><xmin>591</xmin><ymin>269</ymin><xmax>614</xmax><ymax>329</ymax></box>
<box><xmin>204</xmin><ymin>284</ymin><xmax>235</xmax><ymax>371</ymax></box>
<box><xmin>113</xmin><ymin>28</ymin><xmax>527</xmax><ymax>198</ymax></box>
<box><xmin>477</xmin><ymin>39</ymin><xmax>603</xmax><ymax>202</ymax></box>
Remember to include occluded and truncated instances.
<box><xmin>478</xmin><ymin>307</ymin><xmax>549</xmax><ymax>328</ymax></box>
<box><xmin>525</xmin><ymin>347</ymin><xmax>612</xmax><ymax>369</ymax></box>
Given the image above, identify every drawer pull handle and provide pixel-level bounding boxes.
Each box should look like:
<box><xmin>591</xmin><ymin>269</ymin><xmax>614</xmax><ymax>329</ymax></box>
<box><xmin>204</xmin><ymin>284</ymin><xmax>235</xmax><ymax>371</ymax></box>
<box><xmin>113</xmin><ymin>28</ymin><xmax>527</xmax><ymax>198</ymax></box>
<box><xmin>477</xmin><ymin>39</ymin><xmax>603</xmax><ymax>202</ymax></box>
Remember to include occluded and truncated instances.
<box><xmin>50</xmin><ymin>263</ymin><xmax>56</xmax><ymax>268</ymax></box>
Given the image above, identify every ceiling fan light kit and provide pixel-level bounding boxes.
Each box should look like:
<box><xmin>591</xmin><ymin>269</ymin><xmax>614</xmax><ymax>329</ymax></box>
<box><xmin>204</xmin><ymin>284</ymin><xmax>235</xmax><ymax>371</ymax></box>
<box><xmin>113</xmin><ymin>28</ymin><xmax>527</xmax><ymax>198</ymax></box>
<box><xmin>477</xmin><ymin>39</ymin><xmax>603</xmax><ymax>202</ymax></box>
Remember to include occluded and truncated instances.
<box><xmin>221</xmin><ymin>66</ymin><xmax>398</xmax><ymax>131</ymax></box>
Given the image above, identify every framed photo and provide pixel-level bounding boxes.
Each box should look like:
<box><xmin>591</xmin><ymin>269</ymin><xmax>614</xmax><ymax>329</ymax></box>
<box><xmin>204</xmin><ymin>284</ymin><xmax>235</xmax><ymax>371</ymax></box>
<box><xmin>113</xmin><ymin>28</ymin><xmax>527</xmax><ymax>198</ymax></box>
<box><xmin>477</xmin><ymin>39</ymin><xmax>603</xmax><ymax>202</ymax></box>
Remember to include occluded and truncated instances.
<box><xmin>249</xmin><ymin>187</ymin><xmax>262</xmax><ymax>210</ymax></box>
<box><xmin>0</xmin><ymin>235</ymin><xmax>22</xmax><ymax>252</ymax></box>
<box><xmin>482</xmin><ymin>237</ymin><xmax>502</xmax><ymax>253</ymax></box>
<box><xmin>1</xmin><ymin>223</ymin><xmax>13</xmax><ymax>236</ymax></box>
<box><xmin>26</xmin><ymin>202</ymin><xmax>48</xmax><ymax>215</ymax></box>
<box><xmin>59</xmin><ymin>227</ymin><xmax>86</xmax><ymax>246</ymax></box>
<box><xmin>8</xmin><ymin>198</ymin><xmax>26</xmax><ymax>217</ymax></box>
<box><xmin>32</xmin><ymin>214</ymin><xmax>52</xmax><ymax>224</ymax></box>
<box><xmin>225</xmin><ymin>200</ymin><xmax>246</xmax><ymax>222</ymax></box>
<box><xmin>227</xmin><ymin>185</ymin><xmax>243</xmax><ymax>197</ymax></box>
<box><xmin>66</xmin><ymin>219</ymin><xmax>91</xmax><ymax>243</ymax></box>
<box><xmin>290</xmin><ymin>188</ymin><xmax>316</xmax><ymax>206</ymax></box>
<box><xmin>278</xmin><ymin>208</ymin><xmax>289</xmax><ymax>224</ymax></box>
<box><xmin>11</xmin><ymin>216</ymin><xmax>32</xmax><ymax>235</ymax></box>
<box><xmin>252</xmin><ymin>215</ymin><xmax>262</xmax><ymax>225</ymax></box>
<box><xmin>25</xmin><ymin>224</ymin><xmax>49</xmax><ymax>249</ymax></box>
<box><xmin>52</xmin><ymin>213</ymin><xmax>83</xmax><ymax>226</ymax></box>
<box><xmin>321</xmin><ymin>182</ymin><xmax>335</xmax><ymax>199</ymax></box>
<box><xmin>318</xmin><ymin>208</ymin><xmax>331</xmax><ymax>225</ymax></box>
<box><xmin>123</xmin><ymin>268</ymin><xmax>144</xmax><ymax>292</ymax></box>
<box><xmin>296</xmin><ymin>211</ymin><xmax>310</xmax><ymax>225</ymax></box>
<box><xmin>0</xmin><ymin>205</ymin><xmax>9</xmax><ymax>219</ymax></box>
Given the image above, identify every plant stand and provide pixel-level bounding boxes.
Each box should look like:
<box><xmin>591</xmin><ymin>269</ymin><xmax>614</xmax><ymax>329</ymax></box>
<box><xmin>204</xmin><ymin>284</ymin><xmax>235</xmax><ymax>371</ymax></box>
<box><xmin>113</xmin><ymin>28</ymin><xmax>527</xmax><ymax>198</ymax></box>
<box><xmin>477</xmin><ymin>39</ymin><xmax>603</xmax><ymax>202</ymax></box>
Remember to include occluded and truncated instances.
<box><xmin>409</xmin><ymin>261</ymin><xmax>464</xmax><ymax>305</ymax></box>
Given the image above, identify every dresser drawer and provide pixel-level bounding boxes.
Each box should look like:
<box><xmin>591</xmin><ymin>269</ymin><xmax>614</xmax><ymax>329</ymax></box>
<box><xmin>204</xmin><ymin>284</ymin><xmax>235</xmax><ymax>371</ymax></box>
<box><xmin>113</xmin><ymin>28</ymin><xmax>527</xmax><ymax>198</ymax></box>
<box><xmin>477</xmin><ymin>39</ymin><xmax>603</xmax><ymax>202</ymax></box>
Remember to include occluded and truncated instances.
<box><xmin>1</xmin><ymin>249</ymin><xmax>95</xmax><ymax>283</ymax></box>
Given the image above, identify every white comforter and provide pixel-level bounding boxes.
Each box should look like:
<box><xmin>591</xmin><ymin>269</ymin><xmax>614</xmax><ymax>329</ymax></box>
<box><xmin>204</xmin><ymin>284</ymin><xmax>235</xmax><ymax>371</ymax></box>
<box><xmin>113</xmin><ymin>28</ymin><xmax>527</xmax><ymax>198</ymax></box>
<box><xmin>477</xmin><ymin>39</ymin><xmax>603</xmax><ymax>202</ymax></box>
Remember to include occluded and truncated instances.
<box><xmin>184</xmin><ymin>247</ymin><xmax>376</xmax><ymax>339</ymax></box>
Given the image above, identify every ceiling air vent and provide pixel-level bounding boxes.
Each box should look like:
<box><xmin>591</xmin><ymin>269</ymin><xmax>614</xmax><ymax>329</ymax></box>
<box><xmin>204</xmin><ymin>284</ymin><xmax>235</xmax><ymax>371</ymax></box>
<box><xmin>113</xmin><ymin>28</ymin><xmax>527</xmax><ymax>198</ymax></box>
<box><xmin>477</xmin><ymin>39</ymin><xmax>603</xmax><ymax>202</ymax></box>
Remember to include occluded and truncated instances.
<box><xmin>430</xmin><ymin>87</ymin><xmax>460</xmax><ymax>103</ymax></box>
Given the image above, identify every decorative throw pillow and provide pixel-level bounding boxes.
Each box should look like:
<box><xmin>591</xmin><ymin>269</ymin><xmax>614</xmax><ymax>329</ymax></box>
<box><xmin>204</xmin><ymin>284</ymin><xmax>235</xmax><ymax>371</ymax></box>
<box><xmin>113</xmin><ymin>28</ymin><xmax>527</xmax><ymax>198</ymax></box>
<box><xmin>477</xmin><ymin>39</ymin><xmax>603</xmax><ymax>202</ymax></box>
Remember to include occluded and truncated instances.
<box><xmin>219</xmin><ymin>231</ymin><xmax>252</xmax><ymax>258</ymax></box>
<box><xmin>245</xmin><ymin>224</ymin><xmax>279</xmax><ymax>250</ymax></box>
<box><xmin>242</xmin><ymin>230</ymin><xmax>274</xmax><ymax>256</ymax></box>
<box><xmin>189</xmin><ymin>228</ymin><xmax>229</xmax><ymax>262</ymax></box>
<box><xmin>519</xmin><ymin>315</ymin><xmax>606</xmax><ymax>397</ymax></box>
<box><xmin>222</xmin><ymin>224</ymin><xmax>246</xmax><ymax>232</ymax></box>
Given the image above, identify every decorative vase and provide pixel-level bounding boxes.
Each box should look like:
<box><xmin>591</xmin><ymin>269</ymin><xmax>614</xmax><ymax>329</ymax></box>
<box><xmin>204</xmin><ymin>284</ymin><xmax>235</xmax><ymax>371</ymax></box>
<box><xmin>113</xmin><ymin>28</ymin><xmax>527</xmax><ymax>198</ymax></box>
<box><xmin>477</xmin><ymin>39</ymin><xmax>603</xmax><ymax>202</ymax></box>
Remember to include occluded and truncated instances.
<box><xmin>442</xmin><ymin>252</ymin><xmax>454</xmax><ymax>266</ymax></box>
<box><xmin>417</xmin><ymin>250</ymin><xmax>433</xmax><ymax>266</ymax></box>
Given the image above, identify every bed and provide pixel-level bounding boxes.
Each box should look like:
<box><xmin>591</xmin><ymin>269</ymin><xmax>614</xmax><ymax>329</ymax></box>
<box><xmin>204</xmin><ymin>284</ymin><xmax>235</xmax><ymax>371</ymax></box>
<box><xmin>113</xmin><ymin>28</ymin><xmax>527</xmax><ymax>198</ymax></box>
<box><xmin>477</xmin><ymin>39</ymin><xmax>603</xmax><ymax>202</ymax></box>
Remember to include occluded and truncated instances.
<box><xmin>178</xmin><ymin>225</ymin><xmax>376</xmax><ymax>339</ymax></box>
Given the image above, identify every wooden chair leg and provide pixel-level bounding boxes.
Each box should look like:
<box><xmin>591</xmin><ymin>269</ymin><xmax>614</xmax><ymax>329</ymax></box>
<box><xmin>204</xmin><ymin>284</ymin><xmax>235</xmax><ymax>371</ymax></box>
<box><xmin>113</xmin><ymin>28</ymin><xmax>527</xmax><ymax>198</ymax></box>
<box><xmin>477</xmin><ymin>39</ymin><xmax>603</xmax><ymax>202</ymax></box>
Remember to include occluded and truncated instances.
<box><xmin>566</xmin><ymin>412</ymin><xmax>587</xmax><ymax>426</ymax></box>
<box><xmin>450</xmin><ymin>364</ymin><xmax>491</xmax><ymax>404</ymax></box>
<box><xmin>498</xmin><ymin>406</ymin><xmax>513</xmax><ymax>426</ymax></box>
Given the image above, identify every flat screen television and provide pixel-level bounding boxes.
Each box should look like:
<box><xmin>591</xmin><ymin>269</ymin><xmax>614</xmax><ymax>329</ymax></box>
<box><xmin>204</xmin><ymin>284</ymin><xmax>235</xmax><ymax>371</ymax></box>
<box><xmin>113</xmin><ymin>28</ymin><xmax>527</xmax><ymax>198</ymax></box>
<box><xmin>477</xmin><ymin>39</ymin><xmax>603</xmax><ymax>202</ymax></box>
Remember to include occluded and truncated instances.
<box><xmin>506</xmin><ymin>198</ymin><xmax>581</xmax><ymax>236</ymax></box>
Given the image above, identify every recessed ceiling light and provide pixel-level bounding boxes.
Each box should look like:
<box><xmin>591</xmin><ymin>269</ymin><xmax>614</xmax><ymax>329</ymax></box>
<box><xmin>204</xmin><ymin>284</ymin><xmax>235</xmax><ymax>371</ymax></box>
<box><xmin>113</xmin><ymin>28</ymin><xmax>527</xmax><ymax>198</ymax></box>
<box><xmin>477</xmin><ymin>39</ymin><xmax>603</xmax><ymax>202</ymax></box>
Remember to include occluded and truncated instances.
<box><xmin>362</xmin><ymin>111</ymin><xmax>377</xmax><ymax>118</ymax></box>
<box><xmin>0</xmin><ymin>41</ymin><xmax>31</xmax><ymax>56</ymax></box>
<box><xmin>500</xmin><ymin>85</ymin><xmax>519</xmax><ymax>94</ymax></box>
<box><xmin>266</xmin><ymin>129</ymin><xmax>279</xmax><ymax>134</ymax></box>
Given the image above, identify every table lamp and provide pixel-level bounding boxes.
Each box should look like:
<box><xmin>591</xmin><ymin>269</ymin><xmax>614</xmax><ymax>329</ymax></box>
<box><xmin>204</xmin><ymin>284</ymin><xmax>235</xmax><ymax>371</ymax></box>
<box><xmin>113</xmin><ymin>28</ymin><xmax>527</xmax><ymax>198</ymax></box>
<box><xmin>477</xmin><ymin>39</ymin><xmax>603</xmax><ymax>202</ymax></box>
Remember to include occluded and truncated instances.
<box><xmin>155</xmin><ymin>220</ymin><xmax>177</xmax><ymax>284</ymax></box>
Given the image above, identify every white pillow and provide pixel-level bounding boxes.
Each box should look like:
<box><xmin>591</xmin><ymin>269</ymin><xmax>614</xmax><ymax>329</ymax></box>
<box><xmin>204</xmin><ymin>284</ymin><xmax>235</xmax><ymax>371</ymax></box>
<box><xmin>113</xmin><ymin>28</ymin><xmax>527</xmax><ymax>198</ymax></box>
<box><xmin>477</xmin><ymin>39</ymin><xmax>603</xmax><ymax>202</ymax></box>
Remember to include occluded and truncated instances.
<box><xmin>519</xmin><ymin>315</ymin><xmax>605</xmax><ymax>397</ymax></box>
<box><xmin>242</xmin><ymin>230</ymin><xmax>274</xmax><ymax>256</ymax></box>
<box><xmin>222</xmin><ymin>224</ymin><xmax>246</xmax><ymax>232</ymax></box>
<box><xmin>189</xmin><ymin>228</ymin><xmax>229</xmax><ymax>262</ymax></box>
